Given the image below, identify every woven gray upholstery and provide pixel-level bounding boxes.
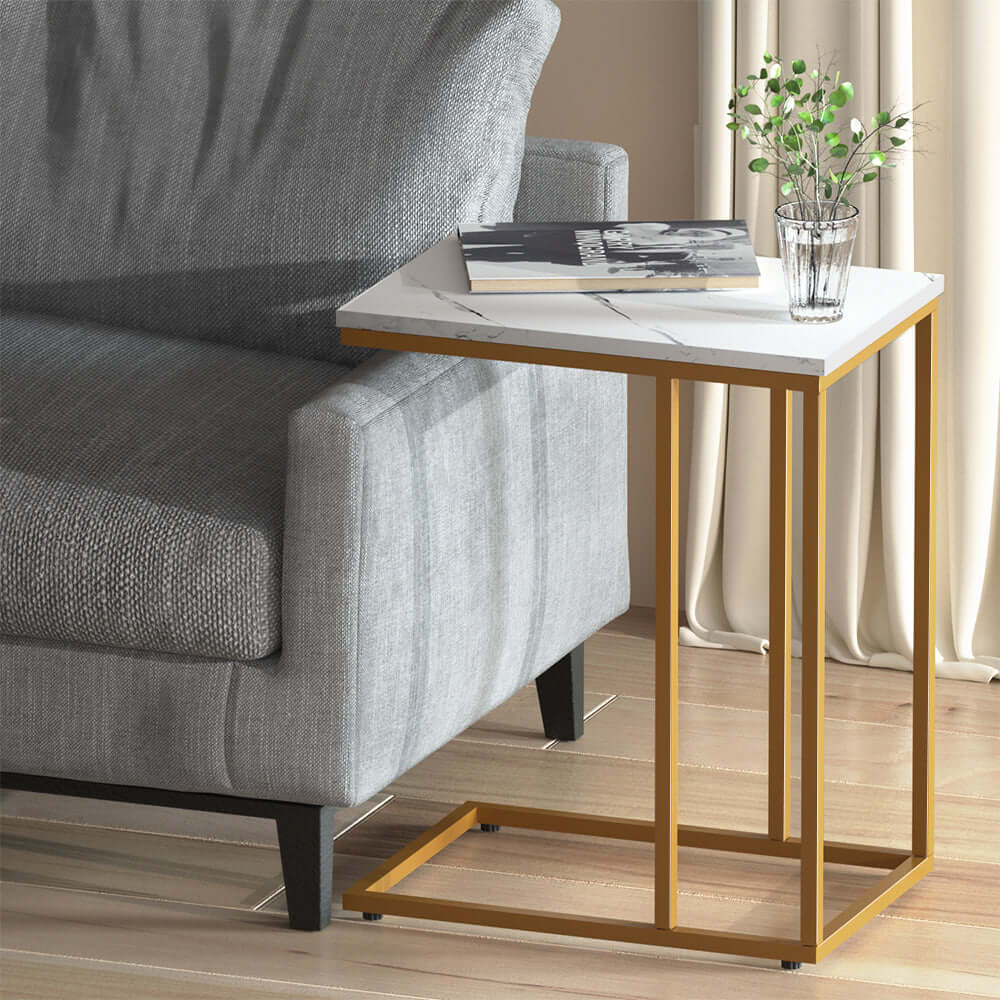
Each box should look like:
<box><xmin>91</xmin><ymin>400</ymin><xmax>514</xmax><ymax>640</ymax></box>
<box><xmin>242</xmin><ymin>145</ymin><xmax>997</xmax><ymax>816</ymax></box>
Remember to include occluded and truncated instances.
<box><xmin>0</xmin><ymin>0</ymin><xmax>558</xmax><ymax>364</ymax></box>
<box><xmin>1</xmin><ymin>138</ymin><xmax>630</xmax><ymax>806</ymax></box>
<box><xmin>0</xmin><ymin>312</ymin><xmax>346</xmax><ymax>659</ymax></box>
<box><xmin>0</xmin><ymin>3</ymin><xmax>632</xmax><ymax>806</ymax></box>
<box><xmin>1</xmin><ymin>354</ymin><xmax>628</xmax><ymax>805</ymax></box>
<box><xmin>515</xmin><ymin>136</ymin><xmax>629</xmax><ymax>223</ymax></box>
<box><xmin>264</xmin><ymin>352</ymin><xmax>629</xmax><ymax>802</ymax></box>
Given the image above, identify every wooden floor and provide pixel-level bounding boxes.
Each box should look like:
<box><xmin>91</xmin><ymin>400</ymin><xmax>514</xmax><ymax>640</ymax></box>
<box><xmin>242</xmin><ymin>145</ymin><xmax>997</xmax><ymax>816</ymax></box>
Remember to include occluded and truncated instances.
<box><xmin>2</xmin><ymin>609</ymin><xmax>999</xmax><ymax>999</ymax></box>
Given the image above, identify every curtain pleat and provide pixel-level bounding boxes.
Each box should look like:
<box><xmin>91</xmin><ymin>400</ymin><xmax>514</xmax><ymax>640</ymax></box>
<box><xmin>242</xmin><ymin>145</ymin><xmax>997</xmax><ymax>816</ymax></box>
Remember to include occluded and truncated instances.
<box><xmin>686</xmin><ymin>0</ymin><xmax>998</xmax><ymax>681</ymax></box>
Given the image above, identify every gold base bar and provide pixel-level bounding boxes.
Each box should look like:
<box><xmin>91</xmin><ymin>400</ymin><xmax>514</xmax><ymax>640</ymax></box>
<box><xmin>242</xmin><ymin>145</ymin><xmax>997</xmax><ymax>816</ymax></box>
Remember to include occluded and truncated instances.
<box><xmin>818</xmin><ymin>855</ymin><xmax>934</xmax><ymax>959</ymax></box>
<box><xmin>343</xmin><ymin>801</ymin><xmax>931</xmax><ymax>965</ymax></box>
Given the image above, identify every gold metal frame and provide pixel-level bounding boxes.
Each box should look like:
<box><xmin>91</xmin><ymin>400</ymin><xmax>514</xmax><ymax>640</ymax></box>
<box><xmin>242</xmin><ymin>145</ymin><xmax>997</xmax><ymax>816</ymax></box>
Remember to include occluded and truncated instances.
<box><xmin>339</xmin><ymin>298</ymin><xmax>939</xmax><ymax>965</ymax></box>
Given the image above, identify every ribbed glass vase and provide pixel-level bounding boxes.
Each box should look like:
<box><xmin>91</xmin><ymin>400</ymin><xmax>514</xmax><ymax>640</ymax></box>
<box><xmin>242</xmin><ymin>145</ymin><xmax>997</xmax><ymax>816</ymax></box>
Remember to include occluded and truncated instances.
<box><xmin>774</xmin><ymin>201</ymin><xmax>860</xmax><ymax>323</ymax></box>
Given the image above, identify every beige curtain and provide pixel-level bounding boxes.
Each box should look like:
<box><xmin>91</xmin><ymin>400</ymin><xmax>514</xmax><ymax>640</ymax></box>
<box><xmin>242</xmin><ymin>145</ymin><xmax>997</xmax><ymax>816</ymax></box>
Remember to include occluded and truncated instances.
<box><xmin>688</xmin><ymin>0</ymin><xmax>999</xmax><ymax>681</ymax></box>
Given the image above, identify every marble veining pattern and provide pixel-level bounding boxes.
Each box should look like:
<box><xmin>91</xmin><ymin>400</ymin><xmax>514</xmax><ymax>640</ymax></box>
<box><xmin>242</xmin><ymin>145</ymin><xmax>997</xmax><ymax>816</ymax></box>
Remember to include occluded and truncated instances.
<box><xmin>337</xmin><ymin>237</ymin><xmax>944</xmax><ymax>376</ymax></box>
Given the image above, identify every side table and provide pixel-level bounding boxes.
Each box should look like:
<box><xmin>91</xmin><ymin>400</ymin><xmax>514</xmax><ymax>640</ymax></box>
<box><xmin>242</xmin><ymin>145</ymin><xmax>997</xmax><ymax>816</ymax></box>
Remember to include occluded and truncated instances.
<box><xmin>336</xmin><ymin>237</ymin><xmax>944</xmax><ymax>967</ymax></box>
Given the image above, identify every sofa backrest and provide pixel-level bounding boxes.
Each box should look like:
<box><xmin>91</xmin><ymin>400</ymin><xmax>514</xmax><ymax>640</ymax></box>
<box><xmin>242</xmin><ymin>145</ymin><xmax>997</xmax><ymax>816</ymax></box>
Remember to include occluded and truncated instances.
<box><xmin>0</xmin><ymin>1</ymin><xmax>558</xmax><ymax>364</ymax></box>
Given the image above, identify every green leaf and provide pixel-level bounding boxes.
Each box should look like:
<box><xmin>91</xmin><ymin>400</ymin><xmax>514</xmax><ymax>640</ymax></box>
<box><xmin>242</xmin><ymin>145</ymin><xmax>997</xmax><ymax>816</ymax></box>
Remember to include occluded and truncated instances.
<box><xmin>770</xmin><ymin>115</ymin><xmax>783</xmax><ymax>128</ymax></box>
<box><xmin>745</xmin><ymin>103</ymin><xmax>762</xmax><ymax>115</ymax></box>
<box><xmin>762</xmin><ymin>121</ymin><xmax>773</xmax><ymax>133</ymax></box>
<box><xmin>726</xmin><ymin>121</ymin><xmax>738</xmax><ymax>130</ymax></box>
<box><xmin>784</xmin><ymin>78</ymin><xmax>802</xmax><ymax>94</ymax></box>
<box><xmin>894</xmin><ymin>116</ymin><xmax>909</xmax><ymax>127</ymax></box>
<box><xmin>767</xmin><ymin>77</ymin><xmax>781</xmax><ymax>93</ymax></box>
<box><xmin>749</xmin><ymin>157</ymin><xmax>769</xmax><ymax>173</ymax></box>
<box><xmin>831</xmin><ymin>144</ymin><xmax>849</xmax><ymax>157</ymax></box>
<box><xmin>806</xmin><ymin>120</ymin><xmax>824</xmax><ymax>132</ymax></box>
<box><xmin>787</xmin><ymin>163</ymin><xmax>805</xmax><ymax>175</ymax></box>
<box><xmin>783</xmin><ymin>133</ymin><xmax>801</xmax><ymax>150</ymax></box>
<box><xmin>763</xmin><ymin>50</ymin><xmax>772</xmax><ymax>63</ymax></box>
<box><xmin>811</xmin><ymin>89</ymin><xmax>825</xmax><ymax>103</ymax></box>
<box><xmin>780</xmin><ymin>180</ymin><xmax>795</xmax><ymax>196</ymax></box>
<box><xmin>792</xmin><ymin>58</ymin><xmax>807</xmax><ymax>74</ymax></box>
<box><xmin>823</xmin><ymin>181</ymin><xmax>833</xmax><ymax>198</ymax></box>
<box><xmin>760</xmin><ymin>68</ymin><xmax>768</xmax><ymax>78</ymax></box>
<box><xmin>820</xmin><ymin>109</ymin><xmax>835</xmax><ymax>124</ymax></box>
<box><xmin>728</xmin><ymin>98</ymin><xmax>735</xmax><ymax>109</ymax></box>
<box><xmin>890</xmin><ymin>135</ymin><xmax>906</xmax><ymax>146</ymax></box>
<box><xmin>870</xmin><ymin>150</ymin><xmax>887</xmax><ymax>166</ymax></box>
<box><xmin>769</xmin><ymin>93</ymin><xmax>782</xmax><ymax>107</ymax></box>
<box><xmin>737</xmin><ymin>85</ymin><xmax>749</xmax><ymax>96</ymax></box>
<box><xmin>825</xmin><ymin>131</ymin><xmax>841</xmax><ymax>146</ymax></box>
<box><xmin>741</xmin><ymin>124</ymin><xmax>751</xmax><ymax>139</ymax></box>
<box><xmin>798</xmin><ymin>110</ymin><xmax>814</xmax><ymax>123</ymax></box>
<box><xmin>862</xmin><ymin>171</ymin><xmax>878</xmax><ymax>182</ymax></box>
<box><xmin>829</xmin><ymin>81</ymin><xmax>854</xmax><ymax>107</ymax></box>
<box><xmin>873</xmin><ymin>110</ymin><xmax>891</xmax><ymax>126</ymax></box>
<box><xmin>811</xmin><ymin>68</ymin><xmax>820</xmax><ymax>78</ymax></box>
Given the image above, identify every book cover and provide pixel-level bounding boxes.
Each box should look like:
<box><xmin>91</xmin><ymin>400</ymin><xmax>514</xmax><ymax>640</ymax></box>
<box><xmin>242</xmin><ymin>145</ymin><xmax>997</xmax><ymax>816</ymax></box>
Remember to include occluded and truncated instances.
<box><xmin>458</xmin><ymin>221</ymin><xmax>760</xmax><ymax>293</ymax></box>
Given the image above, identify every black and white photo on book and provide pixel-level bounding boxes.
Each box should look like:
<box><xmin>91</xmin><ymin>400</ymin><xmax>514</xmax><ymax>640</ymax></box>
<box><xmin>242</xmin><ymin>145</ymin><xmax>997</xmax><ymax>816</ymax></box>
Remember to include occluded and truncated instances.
<box><xmin>458</xmin><ymin>220</ymin><xmax>760</xmax><ymax>293</ymax></box>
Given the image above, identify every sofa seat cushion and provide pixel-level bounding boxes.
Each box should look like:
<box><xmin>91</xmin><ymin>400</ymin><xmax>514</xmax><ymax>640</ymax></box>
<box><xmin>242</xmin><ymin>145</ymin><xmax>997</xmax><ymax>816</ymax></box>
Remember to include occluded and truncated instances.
<box><xmin>1</xmin><ymin>313</ymin><xmax>347</xmax><ymax>660</ymax></box>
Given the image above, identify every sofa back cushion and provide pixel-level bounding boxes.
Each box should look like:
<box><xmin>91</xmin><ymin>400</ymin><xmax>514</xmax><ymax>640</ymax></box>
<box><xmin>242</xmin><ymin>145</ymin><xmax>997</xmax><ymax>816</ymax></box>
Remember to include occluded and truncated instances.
<box><xmin>0</xmin><ymin>1</ymin><xmax>558</xmax><ymax>364</ymax></box>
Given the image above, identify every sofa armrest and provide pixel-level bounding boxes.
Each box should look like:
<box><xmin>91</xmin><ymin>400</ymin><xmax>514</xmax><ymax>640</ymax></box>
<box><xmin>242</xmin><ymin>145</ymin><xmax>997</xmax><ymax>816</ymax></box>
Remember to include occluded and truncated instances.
<box><xmin>514</xmin><ymin>136</ymin><xmax>629</xmax><ymax>222</ymax></box>
<box><xmin>278</xmin><ymin>349</ymin><xmax>628</xmax><ymax>804</ymax></box>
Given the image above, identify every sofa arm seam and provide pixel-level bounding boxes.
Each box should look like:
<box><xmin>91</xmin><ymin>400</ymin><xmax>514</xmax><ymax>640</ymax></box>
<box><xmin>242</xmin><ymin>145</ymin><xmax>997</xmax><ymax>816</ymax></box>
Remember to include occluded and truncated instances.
<box><xmin>524</xmin><ymin>147</ymin><xmax>628</xmax><ymax>169</ymax></box>
<box><xmin>315</xmin><ymin>353</ymin><xmax>518</xmax><ymax>435</ymax></box>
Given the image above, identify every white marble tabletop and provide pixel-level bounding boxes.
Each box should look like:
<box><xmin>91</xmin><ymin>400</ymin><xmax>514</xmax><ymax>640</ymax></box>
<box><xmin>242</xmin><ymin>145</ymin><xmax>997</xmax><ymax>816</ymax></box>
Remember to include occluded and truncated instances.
<box><xmin>336</xmin><ymin>235</ymin><xmax>943</xmax><ymax>377</ymax></box>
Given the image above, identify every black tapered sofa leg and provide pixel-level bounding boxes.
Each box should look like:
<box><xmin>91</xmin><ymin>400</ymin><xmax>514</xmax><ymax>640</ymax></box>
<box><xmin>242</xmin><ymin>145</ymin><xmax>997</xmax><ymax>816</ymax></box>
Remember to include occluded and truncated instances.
<box><xmin>535</xmin><ymin>643</ymin><xmax>585</xmax><ymax>741</ymax></box>
<box><xmin>276</xmin><ymin>803</ymin><xmax>336</xmax><ymax>931</ymax></box>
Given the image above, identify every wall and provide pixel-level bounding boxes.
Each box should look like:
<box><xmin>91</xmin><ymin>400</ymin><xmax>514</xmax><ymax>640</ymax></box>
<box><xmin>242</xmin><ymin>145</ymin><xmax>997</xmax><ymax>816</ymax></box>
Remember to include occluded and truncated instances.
<box><xmin>527</xmin><ymin>0</ymin><xmax>700</xmax><ymax>607</ymax></box>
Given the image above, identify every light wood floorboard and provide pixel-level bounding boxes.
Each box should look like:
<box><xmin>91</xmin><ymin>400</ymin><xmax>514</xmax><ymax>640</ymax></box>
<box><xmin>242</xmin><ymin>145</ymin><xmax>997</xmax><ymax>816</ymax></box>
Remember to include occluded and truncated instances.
<box><xmin>550</xmin><ymin>695</ymin><xmax>1000</xmax><ymax>797</ymax></box>
<box><xmin>0</xmin><ymin>818</ymin><xmax>281</xmax><ymax>908</ymax></box>
<box><xmin>1</xmin><ymin>953</ymin><xmax>412</xmax><ymax>1000</ymax></box>
<box><xmin>590</xmin><ymin>610</ymin><xmax>1000</xmax><ymax>737</ymax></box>
<box><xmin>387</xmin><ymin>741</ymin><xmax>996</xmax><ymax>863</ymax></box>
<box><xmin>2</xmin><ymin>609</ymin><xmax>997</xmax><ymax>998</ymax></box>
<box><xmin>1</xmin><ymin>885</ymin><xmax>974</xmax><ymax>1000</ymax></box>
<box><xmin>257</xmin><ymin>849</ymin><xmax>1000</xmax><ymax>995</ymax></box>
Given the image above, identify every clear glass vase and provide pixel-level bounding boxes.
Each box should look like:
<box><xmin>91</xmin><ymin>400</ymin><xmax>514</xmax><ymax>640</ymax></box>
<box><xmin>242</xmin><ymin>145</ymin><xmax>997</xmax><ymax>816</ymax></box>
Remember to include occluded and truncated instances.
<box><xmin>774</xmin><ymin>201</ymin><xmax>859</xmax><ymax>322</ymax></box>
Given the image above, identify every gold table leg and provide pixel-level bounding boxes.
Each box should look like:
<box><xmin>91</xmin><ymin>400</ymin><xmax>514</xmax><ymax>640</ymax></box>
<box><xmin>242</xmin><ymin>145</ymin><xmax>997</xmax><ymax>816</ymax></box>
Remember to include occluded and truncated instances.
<box><xmin>801</xmin><ymin>386</ymin><xmax>827</xmax><ymax>947</ymax></box>
<box><xmin>913</xmin><ymin>307</ymin><xmax>938</xmax><ymax>858</ymax></box>
<box><xmin>654</xmin><ymin>375</ymin><xmax>680</xmax><ymax>929</ymax></box>
<box><xmin>769</xmin><ymin>389</ymin><xmax>794</xmax><ymax>843</ymax></box>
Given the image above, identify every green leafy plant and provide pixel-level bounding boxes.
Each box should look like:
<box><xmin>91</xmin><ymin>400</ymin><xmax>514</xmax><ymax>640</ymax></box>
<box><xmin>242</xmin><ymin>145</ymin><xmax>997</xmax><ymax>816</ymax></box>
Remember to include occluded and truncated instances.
<box><xmin>728</xmin><ymin>52</ymin><xmax>912</xmax><ymax>219</ymax></box>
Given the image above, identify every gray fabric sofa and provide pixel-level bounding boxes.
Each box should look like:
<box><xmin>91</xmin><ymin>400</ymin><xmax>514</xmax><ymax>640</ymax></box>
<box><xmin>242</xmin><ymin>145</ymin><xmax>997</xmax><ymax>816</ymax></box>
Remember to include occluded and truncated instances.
<box><xmin>0</xmin><ymin>1</ymin><xmax>630</xmax><ymax>929</ymax></box>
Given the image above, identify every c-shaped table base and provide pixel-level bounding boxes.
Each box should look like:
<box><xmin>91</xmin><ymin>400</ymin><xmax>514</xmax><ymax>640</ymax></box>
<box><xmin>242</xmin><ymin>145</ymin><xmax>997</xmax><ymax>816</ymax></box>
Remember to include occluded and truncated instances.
<box><xmin>341</xmin><ymin>301</ymin><xmax>938</xmax><ymax>967</ymax></box>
